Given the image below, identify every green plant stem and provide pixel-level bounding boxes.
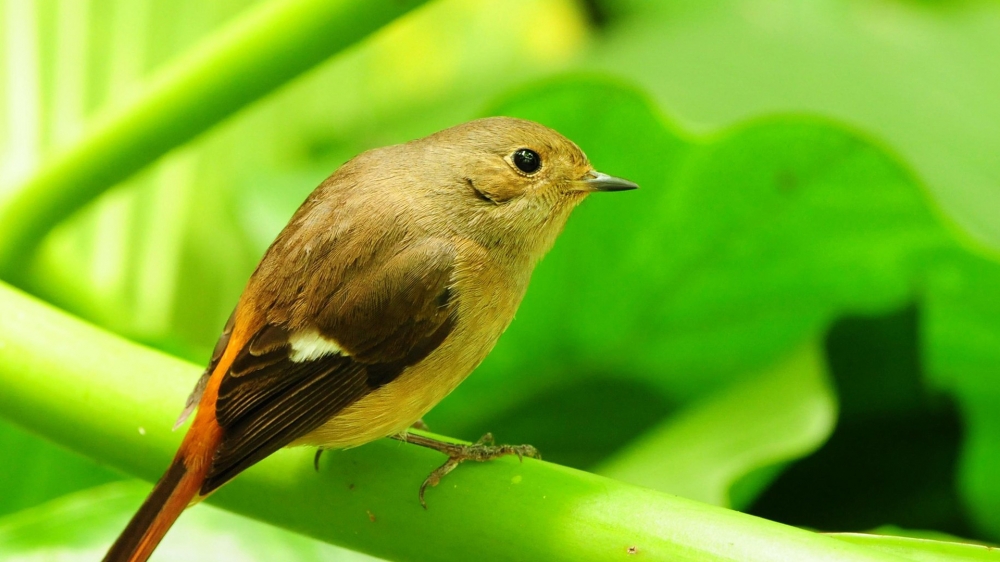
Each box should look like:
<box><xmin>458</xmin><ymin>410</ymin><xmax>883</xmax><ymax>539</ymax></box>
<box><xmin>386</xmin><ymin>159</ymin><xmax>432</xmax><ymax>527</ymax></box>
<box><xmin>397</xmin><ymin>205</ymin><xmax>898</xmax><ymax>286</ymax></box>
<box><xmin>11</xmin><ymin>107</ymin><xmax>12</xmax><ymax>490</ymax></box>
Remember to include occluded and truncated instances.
<box><xmin>829</xmin><ymin>533</ymin><xmax>1000</xmax><ymax>561</ymax></box>
<box><xmin>0</xmin><ymin>281</ymin><xmax>913</xmax><ymax>562</ymax></box>
<box><xmin>0</xmin><ymin>0</ymin><xmax>427</xmax><ymax>280</ymax></box>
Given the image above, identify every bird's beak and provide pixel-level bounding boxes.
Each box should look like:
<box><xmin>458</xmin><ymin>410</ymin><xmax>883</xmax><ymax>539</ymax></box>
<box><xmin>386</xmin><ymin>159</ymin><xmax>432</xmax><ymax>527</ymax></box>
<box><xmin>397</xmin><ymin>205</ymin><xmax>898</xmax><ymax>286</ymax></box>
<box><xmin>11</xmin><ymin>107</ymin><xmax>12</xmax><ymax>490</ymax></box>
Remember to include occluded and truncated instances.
<box><xmin>573</xmin><ymin>170</ymin><xmax>639</xmax><ymax>192</ymax></box>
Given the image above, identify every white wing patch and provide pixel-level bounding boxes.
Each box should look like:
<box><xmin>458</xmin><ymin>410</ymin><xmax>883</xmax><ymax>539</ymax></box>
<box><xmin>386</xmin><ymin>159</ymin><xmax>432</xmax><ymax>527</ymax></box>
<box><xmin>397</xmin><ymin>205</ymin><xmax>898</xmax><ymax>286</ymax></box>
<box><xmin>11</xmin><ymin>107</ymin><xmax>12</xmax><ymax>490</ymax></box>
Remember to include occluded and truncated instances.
<box><xmin>288</xmin><ymin>329</ymin><xmax>346</xmax><ymax>362</ymax></box>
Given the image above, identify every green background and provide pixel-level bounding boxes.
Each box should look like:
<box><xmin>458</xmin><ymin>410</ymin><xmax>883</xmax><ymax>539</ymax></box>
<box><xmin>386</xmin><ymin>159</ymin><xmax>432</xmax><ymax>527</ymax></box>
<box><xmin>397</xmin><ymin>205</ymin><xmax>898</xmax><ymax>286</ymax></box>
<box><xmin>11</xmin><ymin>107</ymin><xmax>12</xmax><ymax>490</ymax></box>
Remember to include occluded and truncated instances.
<box><xmin>1</xmin><ymin>0</ymin><xmax>999</xmax><ymax>560</ymax></box>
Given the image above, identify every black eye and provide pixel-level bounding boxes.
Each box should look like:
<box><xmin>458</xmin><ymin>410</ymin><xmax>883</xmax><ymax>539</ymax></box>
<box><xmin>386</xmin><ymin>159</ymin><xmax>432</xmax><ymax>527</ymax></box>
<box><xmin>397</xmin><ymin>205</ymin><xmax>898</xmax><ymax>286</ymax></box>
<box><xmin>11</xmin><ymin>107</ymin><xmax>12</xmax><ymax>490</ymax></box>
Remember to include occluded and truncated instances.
<box><xmin>512</xmin><ymin>148</ymin><xmax>541</xmax><ymax>174</ymax></box>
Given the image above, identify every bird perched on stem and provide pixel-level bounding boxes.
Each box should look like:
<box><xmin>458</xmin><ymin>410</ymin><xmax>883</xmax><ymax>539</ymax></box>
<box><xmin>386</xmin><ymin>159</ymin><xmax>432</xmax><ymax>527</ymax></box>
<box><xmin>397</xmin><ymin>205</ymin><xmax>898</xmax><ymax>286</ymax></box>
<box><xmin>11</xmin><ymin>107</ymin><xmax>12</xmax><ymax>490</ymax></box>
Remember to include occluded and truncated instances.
<box><xmin>104</xmin><ymin>117</ymin><xmax>637</xmax><ymax>562</ymax></box>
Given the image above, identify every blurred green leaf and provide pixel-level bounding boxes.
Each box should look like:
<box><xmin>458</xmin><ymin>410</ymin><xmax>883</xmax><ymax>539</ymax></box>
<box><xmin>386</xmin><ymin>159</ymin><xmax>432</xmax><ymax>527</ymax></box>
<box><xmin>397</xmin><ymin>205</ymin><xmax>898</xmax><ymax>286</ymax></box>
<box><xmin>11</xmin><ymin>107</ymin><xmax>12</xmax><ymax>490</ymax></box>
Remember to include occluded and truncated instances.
<box><xmin>643</xmin><ymin>111</ymin><xmax>942</xmax><ymax>387</ymax></box>
<box><xmin>586</xmin><ymin>0</ymin><xmax>1000</xmax><ymax>252</ymax></box>
<box><xmin>596</xmin><ymin>341</ymin><xmax>835</xmax><ymax>510</ymax></box>
<box><xmin>751</xmin><ymin>308</ymin><xmax>970</xmax><ymax>536</ymax></box>
<box><xmin>448</xmin><ymin>375</ymin><xmax>674</xmax><ymax>471</ymax></box>
<box><xmin>925</xmin><ymin>254</ymin><xmax>1000</xmax><ymax>537</ymax></box>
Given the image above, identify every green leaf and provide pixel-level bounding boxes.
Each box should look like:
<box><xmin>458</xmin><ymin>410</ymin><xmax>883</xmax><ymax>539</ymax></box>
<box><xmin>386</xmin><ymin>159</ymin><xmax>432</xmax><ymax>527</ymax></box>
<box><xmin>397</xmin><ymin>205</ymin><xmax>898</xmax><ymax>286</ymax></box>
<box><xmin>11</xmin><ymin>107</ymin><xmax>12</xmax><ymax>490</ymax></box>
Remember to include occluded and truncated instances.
<box><xmin>751</xmin><ymin>308</ymin><xmax>969</xmax><ymax>535</ymax></box>
<box><xmin>596</xmin><ymin>341</ymin><xmax>836</xmax><ymax>510</ymax></box>
<box><xmin>586</xmin><ymin>0</ymin><xmax>1000</xmax><ymax>251</ymax></box>
<box><xmin>925</xmin><ymin>254</ymin><xmax>1000</xmax><ymax>537</ymax></box>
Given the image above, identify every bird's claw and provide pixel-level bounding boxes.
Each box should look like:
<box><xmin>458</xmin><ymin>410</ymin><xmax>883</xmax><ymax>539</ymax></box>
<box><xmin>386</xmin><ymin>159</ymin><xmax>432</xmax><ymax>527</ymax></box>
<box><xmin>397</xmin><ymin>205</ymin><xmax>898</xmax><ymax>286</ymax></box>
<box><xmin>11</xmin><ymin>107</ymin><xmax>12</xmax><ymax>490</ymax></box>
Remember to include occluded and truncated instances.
<box><xmin>416</xmin><ymin>432</ymin><xmax>540</xmax><ymax>509</ymax></box>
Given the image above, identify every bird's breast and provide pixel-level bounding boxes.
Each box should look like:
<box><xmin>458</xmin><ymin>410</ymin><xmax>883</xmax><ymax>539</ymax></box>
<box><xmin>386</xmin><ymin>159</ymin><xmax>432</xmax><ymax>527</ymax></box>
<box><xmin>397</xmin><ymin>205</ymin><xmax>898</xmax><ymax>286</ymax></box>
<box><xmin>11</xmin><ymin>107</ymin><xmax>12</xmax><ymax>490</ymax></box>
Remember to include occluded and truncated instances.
<box><xmin>295</xmin><ymin>242</ymin><xmax>531</xmax><ymax>449</ymax></box>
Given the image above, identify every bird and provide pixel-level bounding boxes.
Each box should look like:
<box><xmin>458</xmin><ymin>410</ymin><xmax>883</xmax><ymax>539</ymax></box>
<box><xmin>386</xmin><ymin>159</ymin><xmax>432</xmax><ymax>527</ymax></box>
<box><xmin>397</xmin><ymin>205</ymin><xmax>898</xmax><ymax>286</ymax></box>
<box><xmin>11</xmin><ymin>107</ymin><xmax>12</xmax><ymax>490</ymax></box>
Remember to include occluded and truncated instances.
<box><xmin>104</xmin><ymin>116</ymin><xmax>638</xmax><ymax>562</ymax></box>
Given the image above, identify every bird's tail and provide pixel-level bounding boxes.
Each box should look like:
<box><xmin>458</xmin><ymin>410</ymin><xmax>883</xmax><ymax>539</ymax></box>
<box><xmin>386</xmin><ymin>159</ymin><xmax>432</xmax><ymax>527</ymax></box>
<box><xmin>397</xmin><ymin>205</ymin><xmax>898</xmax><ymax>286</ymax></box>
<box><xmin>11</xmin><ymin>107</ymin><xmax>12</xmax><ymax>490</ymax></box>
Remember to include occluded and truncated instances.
<box><xmin>103</xmin><ymin>444</ymin><xmax>214</xmax><ymax>562</ymax></box>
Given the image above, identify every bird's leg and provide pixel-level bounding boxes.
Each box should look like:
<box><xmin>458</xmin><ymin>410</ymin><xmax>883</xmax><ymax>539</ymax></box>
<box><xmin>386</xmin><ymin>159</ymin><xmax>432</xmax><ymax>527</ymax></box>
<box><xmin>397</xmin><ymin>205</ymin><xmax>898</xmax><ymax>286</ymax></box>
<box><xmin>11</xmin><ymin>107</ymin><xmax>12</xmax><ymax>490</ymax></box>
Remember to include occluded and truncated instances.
<box><xmin>313</xmin><ymin>448</ymin><xmax>326</xmax><ymax>472</ymax></box>
<box><xmin>391</xmin><ymin>432</ymin><xmax>540</xmax><ymax>509</ymax></box>
<box><xmin>410</xmin><ymin>418</ymin><xmax>430</xmax><ymax>431</ymax></box>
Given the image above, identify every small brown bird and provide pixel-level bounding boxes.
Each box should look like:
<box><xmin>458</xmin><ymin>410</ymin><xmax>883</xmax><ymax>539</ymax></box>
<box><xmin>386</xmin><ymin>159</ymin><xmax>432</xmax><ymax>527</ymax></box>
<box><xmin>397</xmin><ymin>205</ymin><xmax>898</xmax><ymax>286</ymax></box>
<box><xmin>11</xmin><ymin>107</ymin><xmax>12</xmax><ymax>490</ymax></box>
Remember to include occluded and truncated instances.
<box><xmin>104</xmin><ymin>117</ymin><xmax>637</xmax><ymax>561</ymax></box>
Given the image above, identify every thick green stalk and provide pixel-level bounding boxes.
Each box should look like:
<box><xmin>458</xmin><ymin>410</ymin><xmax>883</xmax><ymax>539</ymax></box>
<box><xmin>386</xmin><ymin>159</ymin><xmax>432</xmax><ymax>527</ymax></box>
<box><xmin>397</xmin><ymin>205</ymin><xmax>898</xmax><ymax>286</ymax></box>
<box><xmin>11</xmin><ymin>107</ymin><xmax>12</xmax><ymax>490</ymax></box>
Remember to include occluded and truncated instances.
<box><xmin>0</xmin><ymin>0</ymin><xmax>427</xmax><ymax>278</ymax></box>
<box><xmin>0</xmin><ymin>281</ymin><xmax>911</xmax><ymax>562</ymax></box>
<box><xmin>830</xmin><ymin>534</ymin><xmax>1000</xmax><ymax>561</ymax></box>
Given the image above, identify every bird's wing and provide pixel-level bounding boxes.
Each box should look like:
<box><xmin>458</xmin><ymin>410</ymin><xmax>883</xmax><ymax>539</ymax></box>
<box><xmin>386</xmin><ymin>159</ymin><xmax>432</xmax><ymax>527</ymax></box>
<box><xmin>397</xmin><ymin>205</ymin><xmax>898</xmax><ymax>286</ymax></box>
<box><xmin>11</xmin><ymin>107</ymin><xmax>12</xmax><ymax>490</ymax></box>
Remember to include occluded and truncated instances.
<box><xmin>201</xmin><ymin>237</ymin><xmax>457</xmax><ymax>494</ymax></box>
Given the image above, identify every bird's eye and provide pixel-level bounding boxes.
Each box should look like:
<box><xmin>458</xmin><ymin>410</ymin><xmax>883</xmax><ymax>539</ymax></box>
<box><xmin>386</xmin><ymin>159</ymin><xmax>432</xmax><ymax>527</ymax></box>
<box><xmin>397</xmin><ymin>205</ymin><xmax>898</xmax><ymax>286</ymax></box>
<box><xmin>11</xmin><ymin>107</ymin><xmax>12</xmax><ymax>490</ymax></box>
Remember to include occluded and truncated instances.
<box><xmin>512</xmin><ymin>148</ymin><xmax>541</xmax><ymax>174</ymax></box>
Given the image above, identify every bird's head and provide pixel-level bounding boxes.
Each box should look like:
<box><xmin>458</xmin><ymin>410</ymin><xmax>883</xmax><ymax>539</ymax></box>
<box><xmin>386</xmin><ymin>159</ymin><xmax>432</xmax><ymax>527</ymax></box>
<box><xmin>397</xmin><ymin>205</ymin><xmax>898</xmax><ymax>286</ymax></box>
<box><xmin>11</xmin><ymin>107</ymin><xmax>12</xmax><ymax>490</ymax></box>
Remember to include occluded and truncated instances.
<box><xmin>410</xmin><ymin>117</ymin><xmax>638</xmax><ymax>258</ymax></box>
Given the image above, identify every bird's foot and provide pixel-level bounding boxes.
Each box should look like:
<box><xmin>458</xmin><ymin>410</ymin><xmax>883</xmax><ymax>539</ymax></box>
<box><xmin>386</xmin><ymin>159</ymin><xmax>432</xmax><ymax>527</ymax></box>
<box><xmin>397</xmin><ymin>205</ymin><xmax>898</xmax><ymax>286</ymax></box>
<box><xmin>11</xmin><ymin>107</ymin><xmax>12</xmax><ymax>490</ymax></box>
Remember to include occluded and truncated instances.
<box><xmin>392</xmin><ymin>432</ymin><xmax>540</xmax><ymax>509</ymax></box>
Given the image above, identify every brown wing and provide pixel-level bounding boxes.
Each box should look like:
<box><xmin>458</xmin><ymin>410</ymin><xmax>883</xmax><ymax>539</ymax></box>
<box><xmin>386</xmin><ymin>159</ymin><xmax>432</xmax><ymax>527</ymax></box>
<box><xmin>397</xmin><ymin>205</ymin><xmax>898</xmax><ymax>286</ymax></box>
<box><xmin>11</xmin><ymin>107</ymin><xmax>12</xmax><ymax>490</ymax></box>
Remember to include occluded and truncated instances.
<box><xmin>200</xmin><ymin>238</ymin><xmax>457</xmax><ymax>494</ymax></box>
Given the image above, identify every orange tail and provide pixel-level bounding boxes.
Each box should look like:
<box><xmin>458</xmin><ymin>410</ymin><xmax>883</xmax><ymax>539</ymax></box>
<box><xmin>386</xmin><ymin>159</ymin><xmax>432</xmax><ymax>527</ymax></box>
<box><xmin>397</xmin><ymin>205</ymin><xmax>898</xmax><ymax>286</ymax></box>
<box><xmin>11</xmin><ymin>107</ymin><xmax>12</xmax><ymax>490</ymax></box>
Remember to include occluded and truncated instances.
<box><xmin>103</xmin><ymin>448</ymin><xmax>209</xmax><ymax>562</ymax></box>
<box><xmin>106</xmin><ymin>309</ymin><xmax>242</xmax><ymax>561</ymax></box>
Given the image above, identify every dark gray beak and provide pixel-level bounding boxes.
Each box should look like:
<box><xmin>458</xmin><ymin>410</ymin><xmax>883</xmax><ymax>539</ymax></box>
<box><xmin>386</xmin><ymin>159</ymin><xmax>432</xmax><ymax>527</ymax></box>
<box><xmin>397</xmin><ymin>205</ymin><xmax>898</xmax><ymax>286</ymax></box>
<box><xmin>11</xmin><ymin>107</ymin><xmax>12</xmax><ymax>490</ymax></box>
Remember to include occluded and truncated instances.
<box><xmin>576</xmin><ymin>170</ymin><xmax>639</xmax><ymax>192</ymax></box>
